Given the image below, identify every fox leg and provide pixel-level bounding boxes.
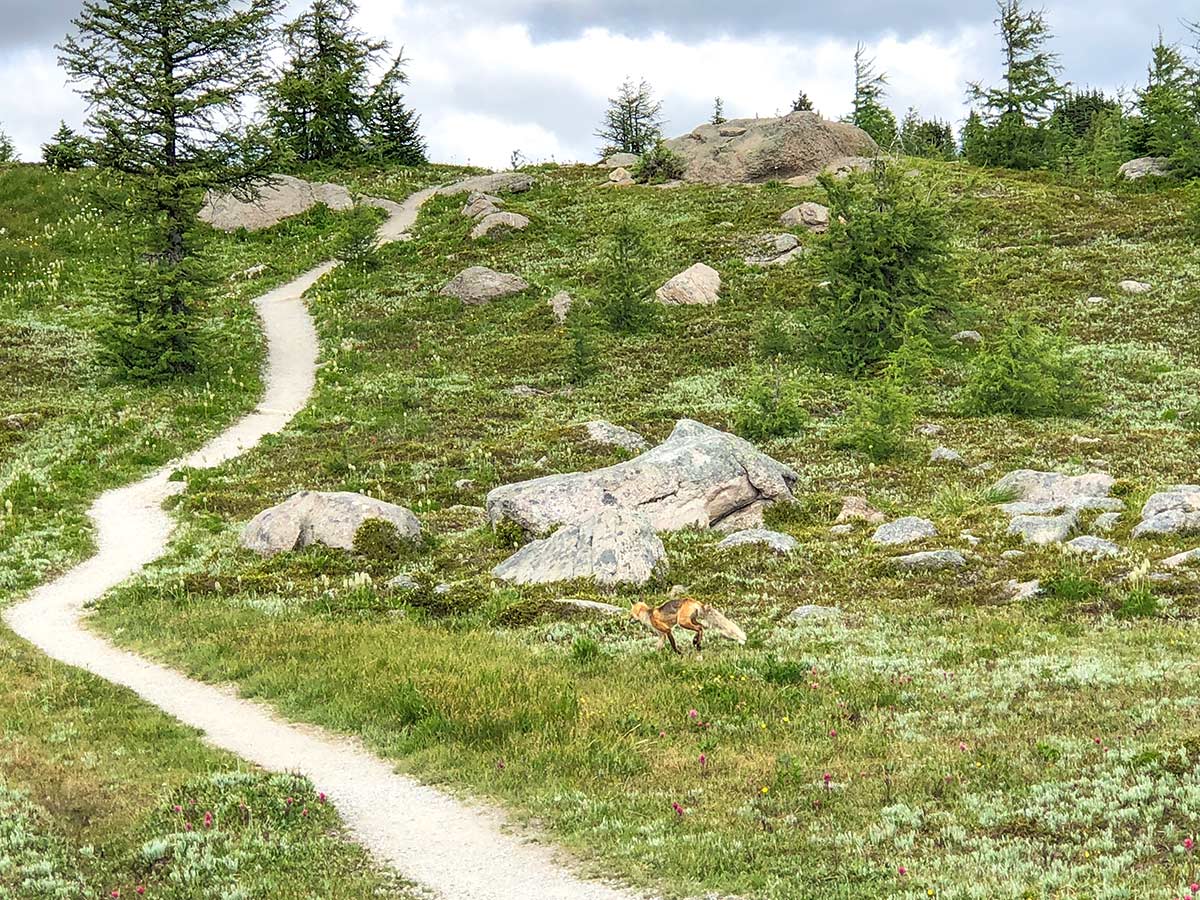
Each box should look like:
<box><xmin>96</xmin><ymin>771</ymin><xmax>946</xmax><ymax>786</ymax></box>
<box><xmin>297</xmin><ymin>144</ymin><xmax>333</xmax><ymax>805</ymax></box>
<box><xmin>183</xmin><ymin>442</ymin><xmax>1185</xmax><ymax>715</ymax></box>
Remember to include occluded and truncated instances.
<box><xmin>664</xmin><ymin>629</ymin><xmax>682</xmax><ymax>655</ymax></box>
<box><xmin>677</xmin><ymin>613</ymin><xmax>703</xmax><ymax>650</ymax></box>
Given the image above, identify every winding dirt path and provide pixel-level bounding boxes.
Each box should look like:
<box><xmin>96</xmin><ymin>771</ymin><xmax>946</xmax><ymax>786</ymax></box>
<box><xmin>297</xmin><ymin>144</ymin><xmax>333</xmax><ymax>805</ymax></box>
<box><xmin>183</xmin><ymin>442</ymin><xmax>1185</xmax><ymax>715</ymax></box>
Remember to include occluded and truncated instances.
<box><xmin>4</xmin><ymin>187</ymin><xmax>643</xmax><ymax>900</ymax></box>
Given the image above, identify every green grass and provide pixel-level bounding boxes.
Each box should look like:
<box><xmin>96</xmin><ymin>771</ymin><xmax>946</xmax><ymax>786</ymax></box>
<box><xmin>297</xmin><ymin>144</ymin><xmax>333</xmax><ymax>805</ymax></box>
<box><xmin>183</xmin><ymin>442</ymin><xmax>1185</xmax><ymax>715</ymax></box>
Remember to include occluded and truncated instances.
<box><xmin>0</xmin><ymin>160</ymin><xmax>465</xmax><ymax>899</ymax></box>
<box><xmin>8</xmin><ymin>158</ymin><xmax>1200</xmax><ymax>898</ymax></box>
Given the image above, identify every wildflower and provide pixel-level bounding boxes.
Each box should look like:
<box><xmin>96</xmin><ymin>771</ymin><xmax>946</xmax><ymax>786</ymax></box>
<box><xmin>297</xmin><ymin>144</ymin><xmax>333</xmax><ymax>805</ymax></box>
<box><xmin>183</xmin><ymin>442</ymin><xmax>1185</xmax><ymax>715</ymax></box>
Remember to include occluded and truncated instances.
<box><xmin>136</xmin><ymin>889</ymin><xmax>145</xmax><ymax>896</ymax></box>
<box><xmin>496</xmin><ymin>759</ymin><xmax>506</xmax><ymax>771</ymax></box>
<box><xmin>671</xmin><ymin>802</ymin><xmax>684</xmax><ymax>817</ymax></box>
<box><xmin>958</xmin><ymin>742</ymin><xmax>967</xmax><ymax>751</ymax></box>
<box><xmin>302</xmin><ymin>808</ymin><xmax>309</xmax><ymax>817</ymax></box>
<box><xmin>698</xmin><ymin>754</ymin><xmax>707</xmax><ymax>767</ymax></box>
<box><xmin>760</xmin><ymin>786</ymin><xmax>769</xmax><ymax>794</ymax></box>
<box><xmin>823</xmin><ymin>773</ymin><xmax>832</xmax><ymax>785</ymax></box>
<box><xmin>203</xmin><ymin>811</ymin><xmax>213</xmax><ymax>829</ymax></box>
<box><xmin>829</xmin><ymin>729</ymin><xmax>838</xmax><ymax>738</ymax></box>
<box><xmin>111</xmin><ymin>892</ymin><xmax>120</xmax><ymax>898</ymax></box>
<box><xmin>1185</xmin><ymin>837</ymin><xmax>1195</xmax><ymax>851</ymax></box>
<box><xmin>688</xmin><ymin>709</ymin><xmax>699</xmax><ymax>719</ymax></box>
<box><xmin>318</xmin><ymin>792</ymin><xmax>327</xmax><ymax>803</ymax></box>
<box><xmin>184</xmin><ymin>822</ymin><xmax>193</xmax><ymax>831</ymax></box>
<box><xmin>1191</xmin><ymin>884</ymin><xmax>1199</xmax><ymax>893</ymax></box>
<box><xmin>898</xmin><ymin>866</ymin><xmax>907</xmax><ymax>876</ymax></box>
<box><xmin>285</xmin><ymin>796</ymin><xmax>295</xmax><ymax>806</ymax></box>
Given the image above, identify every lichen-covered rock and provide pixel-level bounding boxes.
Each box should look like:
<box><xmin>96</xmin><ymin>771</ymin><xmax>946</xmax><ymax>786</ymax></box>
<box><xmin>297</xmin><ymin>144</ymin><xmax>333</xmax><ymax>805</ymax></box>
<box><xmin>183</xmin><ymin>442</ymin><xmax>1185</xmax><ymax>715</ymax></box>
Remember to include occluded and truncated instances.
<box><xmin>1162</xmin><ymin>547</ymin><xmax>1200</xmax><ymax>569</ymax></box>
<box><xmin>872</xmin><ymin>516</ymin><xmax>938</xmax><ymax>547</ymax></box>
<box><xmin>437</xmin><ymin>173</ymin><xmax>534</xmax><ymax>196</ymax></box>
<box><xmin>655</xmin><ymin>263</ymin><xmax>721</xmax><ymax>306</ymax></box>
<box><xmin>1093</xmin><ymin>512</ymin><xmax>1122</xmax><ymax>533</ymax></box>
<box><xmin>461</xmin><ymin>192</ymin><xmax>503</xmax><ymax>219</ymax></box>
<box><xmin>746</xmin><ymin>233</ymin><xmax>805</xmax><ymax>267</ymax></box>
<box><xmin>1065</xmin><ymin>535</ymin><xmax>1122</xmax><ymax>559</ymax></box>
<box><xmin>787</xmin><ymin>605</ymin><xmax>840</xmax><ymax>621</ymax></box>
<box><xmin>717</xmin><ymin>529</ymin><xmax>799</xmax><ymax>554</ymax></box>
<box><xmin>992</xmin><ymin>470</ymin><xmax>1119</xmax><ymax>515</ymax></box>
<box><xmin>779</xmin><ymin>201</ymin><xmax>830</xmax><ymax>231</ymax></box>
<box><xmin>241</xmin><ymin>491</ymin><xmax>420</xmax><ymax>556</ymax></box>
<box><xmin>440</xmin><ymin>266</ymin><xmax>529</xmax><ymax>305</ymax></box>
<box><xmin>890</xmin><ymin>549</ymin><xmax>966</xmax><ymax>571</ymax></box>
<box><xmin>470</xmin><ymin>211</ymin><xmax>530</xmax><ymax>239</ymax></box>
<box><xmin>1007</xmin><ymin>510</ymin><xmax>1077</xmax><ymax>546</ymax></box>
<box><xmin>492</xmin><ymin>509</ymin><xmax>666</xmax><ymax>586</ymax></box>
<box><xmin>1118</xmin><ymin>157</ymin><xmax>1171</xmax><ymax>180</ymax></box>
<box><xmin>584</xmin><ymin>420</ymin><xmax>649</xmax><ymax>453</ymax></box>
<box><xmin>930</xmin><ymin>446</ymin><xmax>964</xmax><ymax>464</ymax></box>
<box><xmin>549</xmin><ymin>291</ymin><xmax>573</xmax><ymax>323</ymax></box>
<box><xmin>487</xmin><ymin>419</ymin><xmax>798</xmax><ymax>535</ymax></box>
<box><xmin>1002</xmin><ymin>579</ymin><xmax>1041</xmax><ymax>601</ymax></box>
<box><xmin>837</xmin><ymin>496</ymin><xmax>885</xmax><ymax>526</ymax></box>
<box><xmin>952</xmin><ymin>330</ymin><xmax>983</xmax><ymax>345</ymax></box>
<box><xmin>1118</xmin><ymin>280</ymin><xmax>1152</xmax><ymax>295</ymax></box>
<box><xmin>664</xmin><ymin>112</ymin><xmax>877</xmax><ymax>184</ymax></box>
<box><xmin>1132</xmin><ymin>486</ymin><xmax>1200</xmax><ymax>537</ymax></box>
<box><xmin>199</xmin><ymin>175</ymin><xmax>354</xmax><ymax>232</ymax></box>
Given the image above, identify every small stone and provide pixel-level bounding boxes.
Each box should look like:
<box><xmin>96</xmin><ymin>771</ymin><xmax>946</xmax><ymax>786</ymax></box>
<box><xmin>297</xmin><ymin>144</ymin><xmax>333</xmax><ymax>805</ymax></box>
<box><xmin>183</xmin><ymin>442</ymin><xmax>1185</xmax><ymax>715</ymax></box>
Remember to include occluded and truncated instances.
<box><xmin>836</xmin><ymin>496</ymin><xmax>886</xmax><ymax>526</ymax></box>
<box><xmin>1069</xmin><ymin>435</ymin><xmax>1102</xmax><ymax>447</ymax></box>
<box><xmin>609</xmin><ymin>166</ymin><xmax>634</xmax><ymax>183</ymax></box>
<box><xmin>508</xmin><ymin>384</ymin><xmax>548</xmax><ymax>398</ymax></box>
<box><xmin>773</xmin><ymin>233</ymin><xmax>800</xmax><ymax>254</ymax></box>
<box><xmin>1000</xmin><ymin>549</ymin><xmax>1026</xmax><ymax>560</ymax></box>
<box><xmin>1162</xmin><ymin>548</ymin><xmax>1200</xmax><ymax>569</ymax></box>
<box><xmin>779</xmin><ymin>201</ymin><xmax>830</xmax><ymax>232</ymax></box>
<box><xmin>387</xmin><ymin>574</ymin><xmax>419</xmax><ymax>591</ymax></box>
<box><xmin>872</xmin><ymin>516</ymin><xmax>938</xmax><ymax>547</ymax></box>
<box><xmin>1118</xmin><ymin>280</ymin><xmax>1152</xmax><ymax>295</ymax></box>
<box><xmin>829</xmin><ymin>524</ymin><xmax>854</xmax><ymax>536</ymax></box>
<box><xmin>1002</xmin><ymin>579</ymin><xmax>1041</xmax><ymax>601</ymax></box>
<box><xmin>1118</xmin><ymin>156</ymin><xmax>1171</xmax><ymax>180</ymax></box>
<box><xmin>1132</xmin><ymin>486</ymin><xmax>1200</xmax><ymax>538</ymax></box>
<box><xmin>454</xmin><ymin>478</ymin><xmax>475</xmax><ymax>491</ymax></box>
<box><xmin>1007</xmin><ymin>510</ymin><xmax>1077</xmax><ymax>546</ymax></box>
<box><xmin>717</xmin><ymin>529</ymin><xmax>799</xmax><ymax>554</ymax></box>
<box><xmin>916</xmin><ymin>423</ymin><xmax>943</xmax><ymax>437</ymax></box>
<box><xmin>891</xmin><ymin>550</ymin><xmax>967</xmax><ymax>571</ymax></box>
<box><xmin>930</xmin><ymin>446</ymin><xmax>964</xmax><ymax>464</ymax></box>
<box><xmin>603</xmin><ymin>152</ymin><xmax>639</xmax><ymax>168</ymax></box>
<box><xmin>549</xmin><ymin>291</ymin><xmax>573</xmax><ymax>323</ymax></box>
<box><xmin>952</xmin><ymin>330</ymin><xmax>983</xmax><ymax>345</ymax></box>
<box><xmin>1064</xmin><ymin>535</ymin><xmax>1122</xmax><ymax>559</ymax></box>
<box><xmin>1086</xmin><ymin>296</ymin><xmax>1106</xmax><ymax>305</ymax></box>
<box><xmin>1092</xmin><ymin>512</ymin><xmax>1122</xmax><ymax>533</ymax></box>
<box><xmin>960</xmin><ymin>531</ymin><xmax>981</xmax><ymax>547</ymax></box>
<box><xmin>787</xmin><ymin>605</ymin><xmax>840</xmax><ymax>621</ymax></box>
<box><xmin>440</xmin><ymin>266</ymin><xmax>530</xmax><ymax>305</ymax></box>
<box><xmin>655</xmin><ymin>263</ymin><xmax>721</xmax><ymax>306</ymax></box>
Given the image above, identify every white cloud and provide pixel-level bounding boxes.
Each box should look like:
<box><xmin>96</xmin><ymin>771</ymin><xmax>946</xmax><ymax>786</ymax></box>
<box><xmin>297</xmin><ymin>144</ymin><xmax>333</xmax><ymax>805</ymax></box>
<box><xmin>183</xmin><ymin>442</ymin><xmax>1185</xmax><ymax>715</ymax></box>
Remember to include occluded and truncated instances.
<box><xmin>0</xmin><ymin>47</ymin><xmax>85</xmax><ymax>161</ymax></box>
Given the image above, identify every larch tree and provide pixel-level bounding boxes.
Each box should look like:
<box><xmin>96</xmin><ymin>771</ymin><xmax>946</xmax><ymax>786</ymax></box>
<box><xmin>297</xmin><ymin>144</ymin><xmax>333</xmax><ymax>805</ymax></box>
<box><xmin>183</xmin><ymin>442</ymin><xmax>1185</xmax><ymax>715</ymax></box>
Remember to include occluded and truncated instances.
<box><xmin>791</xmin><ymin>90</ymin><xmax>814</xmax><ymax>112</ymax></box>
<box><xmin>366</xmin><ymin>52</ymin><xmax>427</xmax><ymax>165</ymax></box>
<box><xmin>850</xmin><ymin>44</ymin><xmax>897</xmax><ymax>147</ymax></box>
<box><xmin>1136</xmin><ymin>34</ymin><xmax>1196</xmax><ymax>160</ymax></box>
<box><xmin>59</xmin><ymin>0</ymin><xmax>279</xmax><ymax>379</ymax></box>
<box><xmin>0</xmin><ymin>127</ymin><xmax>14</xmax><ymax>163</ymax></box>
<box><xmin>42</xmin><ymin>121</ymin><xmax>90</xmax><ymax>171</ymax></box>
<box><xmin>711</xmin><ymin>97</ymin><xmax>726</xmax><ymax>125</ymax></box>
<box><xmin>596</xmin><ymin>78</ymin><xmax>664</xmax><ymax>156</ymax></box>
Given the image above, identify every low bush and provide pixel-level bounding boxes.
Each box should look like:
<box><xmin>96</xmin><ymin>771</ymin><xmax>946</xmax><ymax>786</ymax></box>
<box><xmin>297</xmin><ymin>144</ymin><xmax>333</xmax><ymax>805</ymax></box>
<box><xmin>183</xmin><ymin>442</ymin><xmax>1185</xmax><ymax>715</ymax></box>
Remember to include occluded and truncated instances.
<box><xmin>733</xmin><ymin>372</ymin><xmax>811</xmax><ymax>441</ymax></box>
<box><xmin>833</xmin><ymin>377</ymin><xmax>914</xmax><ymax>461</ymax></box>
<box><xmin>962</xmin><ymin>316</ymin><xmax>1093</xmax><ymax>417</ymax></box>
<box><xmin>633</xmin><ymin>140</ymin><xmax>686</xmax><ymax>184</ymax></box>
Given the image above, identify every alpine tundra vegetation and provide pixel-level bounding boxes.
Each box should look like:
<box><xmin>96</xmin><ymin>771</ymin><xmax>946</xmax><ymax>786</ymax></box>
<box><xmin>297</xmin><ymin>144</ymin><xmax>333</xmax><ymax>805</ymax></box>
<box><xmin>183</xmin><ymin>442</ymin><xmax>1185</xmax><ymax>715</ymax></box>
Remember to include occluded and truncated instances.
<box><xmin>3</xmin><ymin>0</ymin><xmax>1200</xmax><ymax>899</ymax></box>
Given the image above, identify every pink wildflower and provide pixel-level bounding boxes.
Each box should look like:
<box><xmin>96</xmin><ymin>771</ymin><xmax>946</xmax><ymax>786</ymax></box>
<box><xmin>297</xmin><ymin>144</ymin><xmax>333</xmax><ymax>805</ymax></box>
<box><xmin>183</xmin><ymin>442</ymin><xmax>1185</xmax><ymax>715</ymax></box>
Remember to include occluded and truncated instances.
<box><xmin>671</xmin><ymin>802</ymin><xmax>684</xmax><ymax>817</ymax></box>
<box><xmin>898</xmin><ymin>866</ymin><xmax>907</xmax><ymax>876</ymax></box>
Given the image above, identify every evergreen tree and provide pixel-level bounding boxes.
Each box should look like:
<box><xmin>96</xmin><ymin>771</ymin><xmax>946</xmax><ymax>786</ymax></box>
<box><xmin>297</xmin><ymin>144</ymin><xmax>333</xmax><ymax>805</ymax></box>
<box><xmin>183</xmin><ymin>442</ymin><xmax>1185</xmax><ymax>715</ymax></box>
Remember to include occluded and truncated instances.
<box><xmin>966</xmin><ymin>0</ymin><xmax>1066</xmax><ymax>168</ymax></box>
<box><xmin>59</xmin><ymin>0</ymin><xmax>278</xmax><ymax>380</ymax></box>
<box><xmin>366</xmin><ymin>52</ymin><xmax>427</xmax><ymax>165</ymax></box>
<box><xmin>596</xmin><ymin>78</ymin><xmax>664</xmax><ymax>156</ymax></box>
<box><xmin>850</xmin><ymin>44</ymin><xmax>897</xmax><ymax>147</ymax></box>
<box><xmin>961</xmin><ymin>110</ymin><xmax>988</xmax><ymax>164</ymax></box>
<box><xmin>1136</xmin><ymin>34</ymin><xmax>1196</xmax><ymax>159</ymax></box>
<box><xmin>0</xmin><ymin>127</ymin><xmax>14</xmax><ymax>163</ymax></box>
<box><xmin>41</xmin><ymin>121</ymin><xmax>90</xmax><ymax>171</ymax></box>
<box><xmin>267</xmin><ymin>0</ymin><xmax>387</xmax><ymax>162</ymax></box>
<box><xmin>899</xmin><ymin>109</ymin><xmax>956</xmax><ymax>159</ymax></box>
<box><xmin>791</xmin><ymin>90</ymin><xmax>814</xmax><ymax>113</ymax></box>
<box><xmin>1049</xmin><ymin>89</ymin><xmax>1124</xmax><ymax>175</ymax></box>
<box><xmin>711</xmin><ymin>96</ymin><xmax>726</xmax><ymax>125</ymax></box>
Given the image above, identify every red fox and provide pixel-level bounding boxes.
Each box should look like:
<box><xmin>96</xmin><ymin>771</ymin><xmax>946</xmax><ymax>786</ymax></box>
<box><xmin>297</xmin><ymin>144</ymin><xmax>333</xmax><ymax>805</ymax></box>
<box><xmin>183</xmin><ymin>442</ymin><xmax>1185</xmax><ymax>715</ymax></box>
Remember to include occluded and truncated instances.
<box><xmin>630</xmin><ymin>597</ymin><xmax>746</xmax><ymax>654</ymax></box>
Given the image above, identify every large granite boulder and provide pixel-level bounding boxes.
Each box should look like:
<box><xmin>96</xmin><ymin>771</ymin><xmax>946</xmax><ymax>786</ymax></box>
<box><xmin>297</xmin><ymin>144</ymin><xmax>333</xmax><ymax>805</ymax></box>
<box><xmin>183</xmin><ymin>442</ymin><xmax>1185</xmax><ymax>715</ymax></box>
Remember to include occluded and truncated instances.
<box><xmin>470</xmin><ymin>211</ymin><xmax>530</xmax><ymax>239</ymax></box>
<box><xmin>199</xmin><ymin>175</ymin><xmax>354</xmax><ymax>232</ymax></box>
<box><xmin>656</xmin><ymin>263</ymin><xmax>721</xmax><ymax>306</ymax></box>
<box><xmin>492</xmin><ymin>509</ymin><xmax>666</xmax><ymax>586</ymax></box>
<box><xmin>437</xmin><ymin>173</ymin><xmax>534</xmax><ymax>196</ymax></box>
<box><xmin>241</xmin><ymin>491</ymin><xmax>420</xmax><ymax>556</ymax></box>
<box><xmin>440</xmin><ymin>267</ymin><xmax>529</xmax><ymax>305</ymax></box>
<box><xmin>663</xmin><ymin>111</ymin><xmax>878</xmax><ymax>184</ymax></box>
<box><xmin>487</xmin><ymin>419</ymin><xmax>798</xmax><ymax>536</ymax></box>
<box><xmin>1133</xmin><ymin>486</ymin><xmax>1200</xmax><ymax>538</ymax></box>
<box><xmin>1118</xmin><ymin>157</ymin><xmax>1171</xmax><ymax>180</ymax></box>
<box><xmin>992</xmin><ymin>470</ymin><xmax>1120</xmax><ymax>515</ymax></box>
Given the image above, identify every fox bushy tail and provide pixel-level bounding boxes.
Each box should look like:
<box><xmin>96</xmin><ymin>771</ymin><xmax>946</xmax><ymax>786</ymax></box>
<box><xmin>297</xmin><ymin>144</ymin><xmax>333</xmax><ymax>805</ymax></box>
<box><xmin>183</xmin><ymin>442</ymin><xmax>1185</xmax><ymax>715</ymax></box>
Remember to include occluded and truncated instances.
<box><xmin>698</xmin><ymin>605</ymin><xmax>746</xmax><ymax>644</ymax></box>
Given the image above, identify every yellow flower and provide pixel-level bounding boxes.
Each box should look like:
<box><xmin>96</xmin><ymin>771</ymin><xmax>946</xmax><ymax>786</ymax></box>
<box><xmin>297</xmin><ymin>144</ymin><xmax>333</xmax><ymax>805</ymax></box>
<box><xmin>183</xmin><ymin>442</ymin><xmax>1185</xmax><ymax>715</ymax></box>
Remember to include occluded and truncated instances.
<box><xmin>760</xmin><ymin>786</ymin><xmax>769</xmax><ymax>794</ymax></box>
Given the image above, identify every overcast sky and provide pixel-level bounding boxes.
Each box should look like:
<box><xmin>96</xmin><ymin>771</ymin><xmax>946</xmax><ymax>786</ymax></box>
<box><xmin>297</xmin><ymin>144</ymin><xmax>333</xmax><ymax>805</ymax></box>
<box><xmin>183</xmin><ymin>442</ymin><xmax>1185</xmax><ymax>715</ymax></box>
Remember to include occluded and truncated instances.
<box><xmin>0</xmin><ymin>0</ymin><xmax>1196</xmax><ymax>168</ymax></box>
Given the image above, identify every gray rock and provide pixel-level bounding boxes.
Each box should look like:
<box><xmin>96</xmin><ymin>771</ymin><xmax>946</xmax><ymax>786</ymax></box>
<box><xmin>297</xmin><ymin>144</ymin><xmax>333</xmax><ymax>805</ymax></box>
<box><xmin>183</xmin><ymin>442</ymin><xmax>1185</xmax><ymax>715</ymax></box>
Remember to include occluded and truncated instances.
<box><xmin>930</xmin><ymin>446</ymin><xmax>964</xmax><ymax>464</ymax></box>
<box><xmin>787</xmin><ymin>605</ymin><xmax>840</xmax><ymax>621</ymax></box>
<box><xmin>492</xmin><ymin>509</ymin><xmax>667</xmax><ymax>586</ymax></box>
<box><xmin>960</xmin><ymin>531</ymin><xmax>981</xmax><ymax>547</ymax></box>
<box><xmin>1002</xmin><ymin>579</ymin><xmax>1041</xmax><ymax>601</ymax></box>
<box><xmin>604</xmin><ymin>152</ymin><xmax>639</xmax><ymax>168</ymax></box>
<box><xmin>829</xmin><ymin>524</ymin><xmax>855</xmax><ymax>536</ymax></box>
<box><xmin>656</xmin><ymin>263</ymin><xmax>721</xmax><ymax>306</ymax></box>
<box><xmin>584</xmin><ymin>420</ymin><xmax>650</xmax><ymax>453</ymax></box>
<box><xmin>608</xmin><ymin>166</ymin><xmax>634</xmax><ymax>183</ymax></box>
<box><xmin>1162</xmin><ymin>548</ymin><xmax>1200</xmax><ymax>569</ymax></box>
<box><xmin>1065</xmin><ymin>535</ymin><xmax>1122</xmax><ymax>558</ymax></box>
<box><xmin>773</xmin><ymin>233</ymin><xmax>801</xmax><ymax>253</ymax></box>
<box><xmin>717</xmin><ymin>529</ymin><xmax>799</xmax><ymax>554</ymax></box>
<box><xmin>836</xmin><ymin>496</ymin><xmax>886</xmax><ymax>525</ymax></box>
<box><xmin>242</xmin><ymin>491</ymin><xmax>421</xmax><ymax>556</ymax></box>
<box><xmin>891</xmin><ymin>550</ymin><xmax>967</xmax><ymax>571</ymax></box>
<box><xmin>872</xmin><ymin>516</ymin><xmax>938</xmax><ymax>547</ymax></box>
<box><xmin>388</xmin><ymin>574</ymin><xmax>419</xmax><ymax>591</ymax></box>
<box><xmin>662</xmin><ymin>111</ymin><xmax>878</xmax><ymax>185</ymax></box>
<box><xmin>1133</xmin><ymin>486</ymin><xmax>1200</xmax><ymax>538</ymax></box>
<box><xmin>780</xmin><ymin>201</ymin><xmax>830</xmax><ymax>232</ymax></box>
<box><xmin>1118</xmin><ymin>280</ymin><xmax>1152</xmax><ymax>295</ymax></box>
<box><xmin>454</xmin><ymin>478</ymin><xmax>476</xmax><ymax>491</ymax></box>
<box><xmin>487</xmin><ymin>419</ymin><xmax>798</xmax><ymax>535</ymax></box>
<box><xmin>992</xmin><ymin>470</ymin><xmax>1117</xmax><ymax>514</ymax></box>
<box><xmin>199</xmin><ymin>174</ymin><xmax>354</xmax><ymax>232</ymax></box>
<box><xmin>437</xmin><ymin>173</ymin><xmax>534</xmax><ymax>196</ymax></box>
<box><xmin>470</xmin><ymin>211</ymin><xmax>531</xmax><ymax>239</ymax></box>
<box><xmin>1007</xmin><ymin>510</ymin><xmax>1077</xmax><ymax>546</ymax></box>
<box><xmin>461</xmin><ymin>192</ymin><xmax>503</xmax><ymax>219</ymax></box>
<box><xmin>952</xmin><ymin>330</ymin><xmax>983</xmax><ymax>345</ymax></box>
<box><xmin>1118</xmin><ymin>157</ymin><xmax>1171</xmax><ymax>180</ymax></box>
<box><xmin>549</xmin><ymin>291</ymin><xmax>573</xmax><ymax>323</ymax></box>
<box><xmin>1093</xmin><ymin>512</ymin><xmax>1122</xmax><ymax>533</ymax></box>
<box><xmin>1000</xmin><ymin>549</ymin><xmax>1026</xmax><ymax>560</ymax></box>
<box><xmin>916</xmin><ymin>423</ymin><xmax>943</xmax><ymax>437</ymax></box>
<box><xmin>440</xmin><ymin>266</ymin><xmax>530</xmax><ymax>305</ymax></box>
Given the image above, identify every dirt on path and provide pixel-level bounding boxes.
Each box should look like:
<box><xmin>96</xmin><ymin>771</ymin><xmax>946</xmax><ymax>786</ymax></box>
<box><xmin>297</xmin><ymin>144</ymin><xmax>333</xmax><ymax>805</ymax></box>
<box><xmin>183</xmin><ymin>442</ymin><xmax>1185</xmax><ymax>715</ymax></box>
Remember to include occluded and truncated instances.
<box><xmin>3</xmin><ymin>185</ymin><xmax>646</xmax><ymax>900</ymax></box>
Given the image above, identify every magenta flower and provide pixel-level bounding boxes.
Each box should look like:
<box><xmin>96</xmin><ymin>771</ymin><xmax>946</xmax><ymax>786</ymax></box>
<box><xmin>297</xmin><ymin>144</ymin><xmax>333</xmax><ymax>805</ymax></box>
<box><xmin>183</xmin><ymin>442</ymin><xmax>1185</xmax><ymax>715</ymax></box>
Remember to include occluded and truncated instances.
<box><xmin>688</xmin><ymin>709</ymin><xmax>699</xmax><ymax>719</ymax></box>
<box><xmin>1185</xmin><ymin>837</ymin><xmax>1195</xmax><ymax>851</ymax></box>
<box><xmin>823</xmin><ymin>772</ymin><xmax>832</xmax><ymax>785</ymax></box>
<box><xmin>829</xmin><ymin>728</ymin><xmax>838</xmax><ymax>738</ymax></box>
<box><xmin>302</xmin><ymin>808</ymin><xmax>309</xmax><ymax>817</ymax></box>
<box><xmin>698</xmin><ymin>754</ymin><xmax>707</xmax><ymax>767</ymax></box>
<box><xmin>897</xmin><ymin>866</ymin><xmax>907</xmax><ymax>876</ymax></box>
<box><xmin>203</xmin><ymin>811</ymin><xmax>213</xmax><ymax>829</ymax></box>
<box><xmin>671</xmin><ymin>802</ymin><xmax>684</xmax><ymax>817</ymax></box>
<box><xmin>136</xmin><ymin>888</ymin><xmax>145</xmax><ymax>896</ymax></box>
<box><xmin>172</xmin><ymin>804</ymin><xmax>182</xmax><ymax>813</ymax></box>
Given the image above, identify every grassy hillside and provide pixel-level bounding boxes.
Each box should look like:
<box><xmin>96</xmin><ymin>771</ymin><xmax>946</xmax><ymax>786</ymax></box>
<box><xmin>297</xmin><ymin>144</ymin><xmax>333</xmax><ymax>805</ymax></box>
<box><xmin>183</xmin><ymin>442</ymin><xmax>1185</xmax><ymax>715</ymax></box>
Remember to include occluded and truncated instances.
<box><xmin>70</xmin><ymin>160</ymin><xmax>1200</xmax><ymax>898</ymax></box>
<box><xmin>2</xmin><ymin>160</ymin><xmax>1200</xmax><ymax>900</ymax></box>
<box><xmin>0</xmin><ymin>162</ymin><xmax>460</xmax><ymax>899</ymax></box>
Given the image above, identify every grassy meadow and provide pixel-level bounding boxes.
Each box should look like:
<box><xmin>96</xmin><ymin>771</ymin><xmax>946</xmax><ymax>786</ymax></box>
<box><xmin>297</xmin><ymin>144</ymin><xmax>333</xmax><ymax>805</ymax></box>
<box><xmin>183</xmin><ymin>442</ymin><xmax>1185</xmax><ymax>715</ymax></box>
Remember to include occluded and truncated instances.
<box><xmin>3</xmin><ymin>158</ymin><xmax>1200</xmax><ymax>898</ymax></box>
